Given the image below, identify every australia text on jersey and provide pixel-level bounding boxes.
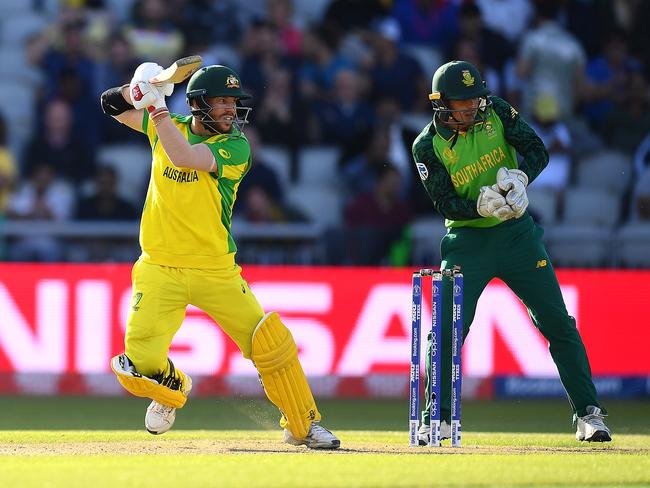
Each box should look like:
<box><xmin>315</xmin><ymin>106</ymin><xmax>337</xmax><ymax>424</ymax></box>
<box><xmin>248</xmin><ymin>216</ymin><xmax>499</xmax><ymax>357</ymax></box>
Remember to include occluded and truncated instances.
<box><xmin>163</xmin><ymin>166</ymin><xmax>199</xmax><ymax>183</ymax></box>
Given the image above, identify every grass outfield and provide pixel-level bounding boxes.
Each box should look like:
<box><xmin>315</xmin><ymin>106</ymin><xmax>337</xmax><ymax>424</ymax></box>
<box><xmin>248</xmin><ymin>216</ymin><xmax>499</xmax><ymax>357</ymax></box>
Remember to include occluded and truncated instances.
<box><xmin>0</xmin><ymin>397</ymin><xmax>648</xmax><ymax>488</ymax></box>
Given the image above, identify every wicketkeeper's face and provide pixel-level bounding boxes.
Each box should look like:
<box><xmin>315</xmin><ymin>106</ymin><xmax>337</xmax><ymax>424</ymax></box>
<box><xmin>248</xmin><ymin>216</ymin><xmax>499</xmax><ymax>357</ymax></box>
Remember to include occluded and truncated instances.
<box><xmin>205</xmin><ymin>96</ymin><xmax>238</xmax><ymax>132</ymax></box>
<box><xmin>445</xmin><ymin>98</ymin><xmax>479</xmax><ymax>129</ymax></box>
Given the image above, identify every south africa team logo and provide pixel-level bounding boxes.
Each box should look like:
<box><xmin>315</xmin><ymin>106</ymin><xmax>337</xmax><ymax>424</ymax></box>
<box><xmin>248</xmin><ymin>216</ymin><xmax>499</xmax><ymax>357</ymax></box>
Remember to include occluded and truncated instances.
<box><xmin>461</xmin><ymin>70</ymin><xmax>475</xmax><ymax>87</ymax></box>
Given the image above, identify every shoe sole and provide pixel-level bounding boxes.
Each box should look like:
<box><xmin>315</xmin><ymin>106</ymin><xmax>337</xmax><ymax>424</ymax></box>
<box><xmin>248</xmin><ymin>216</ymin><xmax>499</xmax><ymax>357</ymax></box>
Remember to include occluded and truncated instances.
<box><xmin>307</xmin><ymin>440</ymin><xmax>341</xmax><ymax>449</ymax></box>
<box><xmin>577</xmin><ymin>430</ymin><xmax>612</xmax><ymax>442</ymax></box>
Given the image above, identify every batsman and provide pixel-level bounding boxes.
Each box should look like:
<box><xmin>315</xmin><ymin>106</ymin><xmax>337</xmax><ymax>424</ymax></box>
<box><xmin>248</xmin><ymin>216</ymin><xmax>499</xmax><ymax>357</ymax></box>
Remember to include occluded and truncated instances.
<box><xmin>100</xmin><ymin>60</ymin><xmax>339</xmax><ymax>449</ymax></box>
<box><xmin>412</xmin><ymin>60</ymin><xmax>611</xmax><ymax>443</ymax></box>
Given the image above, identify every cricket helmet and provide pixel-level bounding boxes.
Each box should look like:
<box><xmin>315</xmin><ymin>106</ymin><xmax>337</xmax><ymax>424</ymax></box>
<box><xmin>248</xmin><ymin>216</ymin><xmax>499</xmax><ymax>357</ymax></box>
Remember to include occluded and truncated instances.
<box><xmin>429</xmin><ymin>60</ymin><xmax>491</xmax><ymax>127</ymax></box>
<box><xmin>186</xmin><ymin>65</ymin><xmax>251</xmax><ymax>133</ymax></box>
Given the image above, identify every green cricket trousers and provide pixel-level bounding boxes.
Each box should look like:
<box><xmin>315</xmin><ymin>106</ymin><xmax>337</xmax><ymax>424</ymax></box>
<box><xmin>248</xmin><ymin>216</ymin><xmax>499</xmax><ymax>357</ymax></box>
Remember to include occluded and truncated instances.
<box><xmin>422</xmin><ymin>213</ymin><xmax>604</xmax><ymax>425</ymax></box>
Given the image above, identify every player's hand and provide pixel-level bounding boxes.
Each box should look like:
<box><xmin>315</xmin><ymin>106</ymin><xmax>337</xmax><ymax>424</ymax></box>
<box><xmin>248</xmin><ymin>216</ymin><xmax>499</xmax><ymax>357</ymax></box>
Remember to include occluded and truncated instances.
<box><xmin>129</xmin><ymin>62</ymin><xmax>173</xmax><ymax>111</ymax></box>
<box><xmin>477</xmin><ymin>184</ymin><xmax>516</xmax><ymax>220</ymax></box>
<box><xmin>496</xmin><ymin>167</ymin><xmax>529</xmax><ymax>218</ymax></box>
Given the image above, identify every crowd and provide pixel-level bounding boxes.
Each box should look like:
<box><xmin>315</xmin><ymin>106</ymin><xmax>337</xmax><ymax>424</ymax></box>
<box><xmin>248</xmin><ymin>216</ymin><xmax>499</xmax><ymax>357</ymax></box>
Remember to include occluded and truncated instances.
<box><xmin>0</xmin><ymin>0</ymin><xmax>649</xmax><ymax>266</ymax></box>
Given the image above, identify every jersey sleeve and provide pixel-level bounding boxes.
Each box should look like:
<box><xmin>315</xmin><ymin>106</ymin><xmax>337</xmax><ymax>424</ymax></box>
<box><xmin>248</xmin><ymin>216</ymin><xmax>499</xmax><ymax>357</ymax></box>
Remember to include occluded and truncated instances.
<box><xmin>205</xmin><ymin>135</ymin><xmax>251</xmax><ymax>180</ymax></box>
<box><xmin>141</xmin><ymin>110</ymin><xmax>156</xmax><ymax>145</ymax></box>
<box><xmin>491</xmin><ymin>96</ymin><xmax>549</xmax><ymax>183</ymax></box>
<box><xmin>412</xmin><ymin>128</ymin><xmax>481</xmax><ymax>220</ymax></box>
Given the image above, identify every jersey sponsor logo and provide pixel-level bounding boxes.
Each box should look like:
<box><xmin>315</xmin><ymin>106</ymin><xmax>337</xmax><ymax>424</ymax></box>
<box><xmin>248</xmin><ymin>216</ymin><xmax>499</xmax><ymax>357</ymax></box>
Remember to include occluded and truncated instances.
<box><xmin>461</xmin><ymin>70</ymin><xmax>475</xmax><ymax>87</ymax></box>
<box><xmin>131</xmin><ymin>292</ymin><xmax>143</xmax><ymax>311</ymax></box>
<box><xmin>218</xmin><ymin>148</ymin><xmax>232</xmax><ymax>159</ymax></box>
<box><xmin>449</xmin><ymin>146</ymin><xmax>508</xmax><ymax>188</ymax></box>
<box><xmin>226</xmin><ymin>75</ymin><xmax>240</xmax><ymax>89</ymax></box>
<box><xmin>443</xmin><ymin>147</ymin><xmax>459</xmax><ymax>164</ymax></box>
<box><xmin>416</xmin><ymin>163</ymin><xmax>428</xmax><ymax>180</ymax></box>
<box><xmin>162</xmin><ymin>166</ymin><xmax>199</xmax><ymax>183</ymax></box>
<box><xmin>536</xmin><ymin>260</ymin><xmax>547</xmax><ymax>268</ymax></box>
<box><xmin>510</xmin><ymin>107</ymin><xmax>518</xmax><ymax>119</ymax></box>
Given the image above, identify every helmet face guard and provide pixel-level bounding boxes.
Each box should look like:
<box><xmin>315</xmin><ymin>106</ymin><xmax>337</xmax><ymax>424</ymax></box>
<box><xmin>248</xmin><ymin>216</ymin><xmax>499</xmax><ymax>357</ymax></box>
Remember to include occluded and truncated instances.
<box><xmin>187</xmin><ymin>90</ymin><xmax>251</xmax><ymax>135</ymax></box>
<box><xmin>429</xmin><ymin>94</ymin><xmax>492</xmax><ymax>129</ymax></box>
<box><xmin>185</xmin><ymin>65</ymin><xmax>252</xmax><ymax>135</ymax></box>
<box><xmin>428</xmin><ymin>60</ymin><xmax>491</xmax><ymax>130</ymax></box>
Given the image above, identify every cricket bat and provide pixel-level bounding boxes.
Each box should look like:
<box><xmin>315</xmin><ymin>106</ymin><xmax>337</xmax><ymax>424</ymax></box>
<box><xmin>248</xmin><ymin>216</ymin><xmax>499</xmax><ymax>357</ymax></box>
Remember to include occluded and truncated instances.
<box><xmin>149</xmin><ymin>55</ymin><xmax>203</xmax><ymax>85</ymax></box>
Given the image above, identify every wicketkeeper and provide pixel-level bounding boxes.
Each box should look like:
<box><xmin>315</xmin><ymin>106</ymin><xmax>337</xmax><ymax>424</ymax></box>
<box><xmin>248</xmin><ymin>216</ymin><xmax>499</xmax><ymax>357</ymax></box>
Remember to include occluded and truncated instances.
<box><xmin>412</xmin><ymin>60</ymin><xmax>611</xmax><ymax>443</ymax></box>
<box><xmin>100</xmin><ymin>61</ymin><xmax>339</xmax><ymax>449</ymax></box>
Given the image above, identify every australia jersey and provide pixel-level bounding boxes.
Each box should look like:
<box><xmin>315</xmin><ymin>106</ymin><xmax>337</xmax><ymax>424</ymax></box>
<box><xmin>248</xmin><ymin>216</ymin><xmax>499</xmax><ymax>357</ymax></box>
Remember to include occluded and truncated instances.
<box><xmin>139</xmin><ymin>112</ymin><xmax>250</xmax><ymax>268</ymax></box>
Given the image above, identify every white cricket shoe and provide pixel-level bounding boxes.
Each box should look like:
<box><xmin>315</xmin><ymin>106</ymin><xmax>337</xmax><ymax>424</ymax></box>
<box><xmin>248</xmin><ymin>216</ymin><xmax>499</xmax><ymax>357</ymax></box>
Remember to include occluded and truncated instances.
<box><xmin>144</xmin><ymin>374</ymin><xmax>192</xmax><ymax>435</ymax></box>
<box><xmin>575</xmin><ymin>405</ymin><xmax>612</xmax><ymax>442</ymax></box>
<box><xmin>418</xmin><ymin>420</ymin><xmax>451</xmax><ymax>445</ymax></box>
<box><xmin>284</xmin><ymin>422</ymin><xmax>341</xmax><ymax>449</ymax></box>
<box><xmin>145</xmin><ymin>401</ymin><xmax>176</xmax><ymax>435</ymax></box>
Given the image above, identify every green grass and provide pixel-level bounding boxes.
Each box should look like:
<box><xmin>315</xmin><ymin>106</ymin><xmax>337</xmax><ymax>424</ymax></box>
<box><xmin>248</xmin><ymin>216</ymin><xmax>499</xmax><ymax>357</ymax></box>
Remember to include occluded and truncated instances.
<box><xmin>0</xmin><ymin>397</ymin><xmax>648</xmax><ymax>487</ymax></box>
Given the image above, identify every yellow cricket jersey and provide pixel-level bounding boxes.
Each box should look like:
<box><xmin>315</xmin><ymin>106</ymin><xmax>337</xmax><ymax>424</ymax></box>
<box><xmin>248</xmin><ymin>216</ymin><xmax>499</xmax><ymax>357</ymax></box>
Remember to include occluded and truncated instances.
<box><xmin>139</xmin><ymin>112</ymin><xmax>251</xmax><ymax>269</ymax></box>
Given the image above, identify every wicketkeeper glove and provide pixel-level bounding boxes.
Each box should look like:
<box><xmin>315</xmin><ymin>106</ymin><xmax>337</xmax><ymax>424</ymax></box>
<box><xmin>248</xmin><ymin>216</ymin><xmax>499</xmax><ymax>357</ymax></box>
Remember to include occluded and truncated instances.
<box><xmin>477</xmin><ymin>184</ymin><xmax>516</xmax><ymax>221</ymax></box>
<box><xmin>496</xmin><ymin>167</ymin><xmax>529</xmax><ymax>218</ymax></box>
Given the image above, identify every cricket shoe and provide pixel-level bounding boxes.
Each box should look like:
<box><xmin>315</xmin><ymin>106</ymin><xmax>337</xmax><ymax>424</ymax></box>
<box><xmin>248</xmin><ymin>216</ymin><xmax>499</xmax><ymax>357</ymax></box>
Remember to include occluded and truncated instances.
<box><xmin>284</xmin><ymin>422</ymin><xmax>341</xmax><ymax>449</ymax></box>
<box><xmin>575</xmin><ymin>405</ymin><xmax>611</xmax><ymax>442</ymax></box>
<box><xmin>145</xmin><ymin>401</ymin><xmax>176</xmax><ymax>435</ymax></box>
<box><xmin>418</xmin><ymin>421</ymin><xmax>451</xmax><ymax>445</ymax></box>
<box><xmin>145</xmin><ymin>374</ymin><xmax>192</xmax><ymax>435</ymax></box>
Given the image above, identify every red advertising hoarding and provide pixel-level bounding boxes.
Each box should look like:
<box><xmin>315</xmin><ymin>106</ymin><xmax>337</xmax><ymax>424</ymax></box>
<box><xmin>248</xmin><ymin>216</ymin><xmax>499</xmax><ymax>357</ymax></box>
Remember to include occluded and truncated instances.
<box><xmin>1</xmin><ymin>263</ymin><xmax>649</xmax><ymax>383</ymax></box>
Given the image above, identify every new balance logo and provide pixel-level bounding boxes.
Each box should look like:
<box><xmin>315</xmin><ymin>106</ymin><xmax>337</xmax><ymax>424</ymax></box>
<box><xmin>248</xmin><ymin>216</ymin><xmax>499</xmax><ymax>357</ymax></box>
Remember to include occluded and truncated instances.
<box><xmin>536</xmin><ymin>260</ymin><xmax>547</xmax><ymax>268</ymax></box>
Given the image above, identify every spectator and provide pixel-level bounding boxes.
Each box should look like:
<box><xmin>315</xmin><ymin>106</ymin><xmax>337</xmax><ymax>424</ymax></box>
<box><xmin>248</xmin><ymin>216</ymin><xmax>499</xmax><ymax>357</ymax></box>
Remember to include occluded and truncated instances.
<box><xmin>365</xmin><ymin>17</ymin><xmax>427</xmax><ymax>112</ymax></box>
<box><xmin>601</xmin><ymin>71</ymin><xmax>650</xmax><ymax>155</ymax></box>
<box><xmin>582</xmin><ymin>28</ymin><xmax>642</xmax><ymax>129</ymax></box>
<box><xmin>311</xmin><ymin>69</ymin><xmax>374</xmax><ymax>146</ymax></box>
<box><xmin>298</xmin><ymin>24</ymin><xmax>355</xmax><ymax>103</ymax></box>
<box><xmin>528</xmin><ymin>93</ymin><xmax>572</xmax><ymax>191</ymax></box>
<box><xmin>76</xmin><ymin>166</ymin><xmax>138</xmax><ymax>221</ymax></box>
<box><xmin>517</xmin><ymin>0</ymin><xmax>586</xmax><ymax>120</ymax></box>
<box><xmin>6</xmin><ymin>163</ymin><xmax>74</xmax><ymax>262</ymax></box>
<box><xmin>634</xmin><ymin>169</ymin><xmax>650</xmax><ymax>221</ymax></box>
<box><xmin>344</xmin><ymin>164</ymin><xmax>412</xmax><ymax>264</ymax></box>
<box><xmin>254</xmin><ymin>67</ymin><xmax>304</xmax><ymax>147</ymax></box>
<box><xmin>23</xmin><ymin>99</ymin><xmax>95</xmax><ymax>184</ymax></box>
<box><xmin>391</xmin><ymin>0</ymin><xmax>460</xmax><ymax>52</ymax></box>
<box><xmin>452</xmin><ymin>38</ymin><xmax>501</xmax><ymax>96</ymax></box>
<box><xmin>456</xmin><ymin>1</ymin><xmax>514</xmax><ymax>76</ymax></box>
<box><xmin>124</xmin><ymin>0</ymin><xmax>184</xmax><ymax>66</ymax></box>
<box><xmin>475</xmin><ymin>0</ymin><xmax>533</xmax><ymax>43</ymax></box>
<box><xmin>239</xmin><ymin>19</ymin><xmax>292</xmax><ymax>102</ymax></box>
<box><xmin>175</xmin><ymin>0</ymin><xmax>243</xmax><ymax>48</ymax></box>
<box><xmin>268</xmin><ymin>0</ymin><xmax>303</xmax><ymax>58</ymax></box>
<box><xmin>0</xmin><ymin>115</ymin><xmax>17</xmax><ymax>217</ymax></box>
<box><xmin>341</xmin><ymin>126</ymin><xmax>392</xmax><ymax>198</ymax></box>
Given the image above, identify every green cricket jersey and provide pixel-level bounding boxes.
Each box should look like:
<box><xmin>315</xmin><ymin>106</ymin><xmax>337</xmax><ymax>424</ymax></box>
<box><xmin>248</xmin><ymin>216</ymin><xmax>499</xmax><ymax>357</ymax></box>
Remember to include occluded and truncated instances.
<box><xmin>412</xmin><ymin>96</ymin><xmax>549</xmax><ymax>228</ymax></box>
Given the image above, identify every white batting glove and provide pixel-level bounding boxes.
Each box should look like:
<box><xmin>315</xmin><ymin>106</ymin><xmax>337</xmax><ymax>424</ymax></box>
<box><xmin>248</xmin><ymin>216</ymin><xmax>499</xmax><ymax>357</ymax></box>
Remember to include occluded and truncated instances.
<box><xmin>477</xmin><ymin>184</ymin><xmax>516</xmax><ymax>220</ymax></box>
<box><xmin>496</xmin><ymin>167</ymin><xmax>529</xmax><ymax>218</ymax></box>
<box><xmin>129</xmin><ymin>62</ymin><xmax>173</xmax><ymax>111</ymax></box>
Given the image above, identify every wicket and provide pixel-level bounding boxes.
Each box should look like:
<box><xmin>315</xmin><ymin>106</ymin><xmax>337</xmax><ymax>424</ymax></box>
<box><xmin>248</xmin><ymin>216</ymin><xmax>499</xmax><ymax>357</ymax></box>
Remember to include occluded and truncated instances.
<box><xmin>409</xmin><ymin>267</ymin><xmax>464</xmax><ymax>447</ymax></box>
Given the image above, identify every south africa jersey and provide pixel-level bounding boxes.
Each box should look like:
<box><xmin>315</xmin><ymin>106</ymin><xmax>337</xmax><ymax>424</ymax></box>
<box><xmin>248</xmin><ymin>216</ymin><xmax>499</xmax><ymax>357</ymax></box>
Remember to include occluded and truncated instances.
<box><xmin>139</xmin><ymin>112</ymin><xmax>250</xmax><ymax>268</ymax></box>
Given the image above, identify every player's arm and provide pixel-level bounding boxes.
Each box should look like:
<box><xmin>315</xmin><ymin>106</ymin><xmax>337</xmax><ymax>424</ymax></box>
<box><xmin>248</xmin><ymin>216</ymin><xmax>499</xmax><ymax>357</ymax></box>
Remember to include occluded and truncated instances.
<box><xmin>491</xmin><ymin>96</ymin><xmax>549</xmax><ymax>183</ymax></box>
<box><xmin>412</xmin><ymin>133</ymin><xmax>481</xmax><ymax>220</ymax></box>
<box><xmin>128</xmin><ymin>62</ymin><xmax>215</xmax><ymax>172</ymax></box>
<box><xmin>100</xmin><ymin>84</ymin><xmax>145</xmax><ymax>132</ymax></box>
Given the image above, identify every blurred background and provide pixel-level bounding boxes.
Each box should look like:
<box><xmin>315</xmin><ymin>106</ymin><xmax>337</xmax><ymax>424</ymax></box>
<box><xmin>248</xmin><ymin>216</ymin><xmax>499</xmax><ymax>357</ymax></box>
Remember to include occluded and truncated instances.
<box><xmin>0</xmin><ymin>0</ymin><xmax>648</xmax><ymax>425</ymax></box>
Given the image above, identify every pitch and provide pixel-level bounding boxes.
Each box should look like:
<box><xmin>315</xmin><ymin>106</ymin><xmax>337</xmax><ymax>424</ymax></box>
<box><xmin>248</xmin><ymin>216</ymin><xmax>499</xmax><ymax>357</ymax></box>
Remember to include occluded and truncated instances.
<box><xmin>0</xmin><ymin>397</ymin><xmax>648</xmax><ymax>487</ymax></box>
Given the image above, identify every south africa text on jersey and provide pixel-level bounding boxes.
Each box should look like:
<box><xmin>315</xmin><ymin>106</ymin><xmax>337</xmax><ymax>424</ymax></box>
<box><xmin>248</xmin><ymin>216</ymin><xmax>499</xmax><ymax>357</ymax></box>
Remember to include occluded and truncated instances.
<box><xmin>163</xmin><ymin>167</ymin><xmax>199</xmax><ymax>183</ymax></box>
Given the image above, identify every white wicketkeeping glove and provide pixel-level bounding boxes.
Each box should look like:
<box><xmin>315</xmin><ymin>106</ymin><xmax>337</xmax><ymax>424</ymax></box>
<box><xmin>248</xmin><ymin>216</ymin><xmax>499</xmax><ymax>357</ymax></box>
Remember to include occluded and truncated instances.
<box><xmin>129</xmin><ymin>62</ymin><xmax>174</xmax><ymax>111</ymax></box>
<box><xmin>477</xmin><ymin>184</ymin><xmax>516</xmax><ymax>220</ymax></box>
<box><xmin>496</xmin><ymin>167</ymin><xmax>529</xmax><ymax>218</ymax></box>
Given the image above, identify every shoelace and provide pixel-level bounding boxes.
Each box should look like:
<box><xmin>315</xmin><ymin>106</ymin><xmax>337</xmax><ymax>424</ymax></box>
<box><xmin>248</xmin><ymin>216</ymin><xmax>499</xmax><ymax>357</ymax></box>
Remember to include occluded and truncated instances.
<box><xmin>151</xmin><ymin>403</ymin><xmax>174</xmax><ymax>416</ymax></box>
<box><xmin>309</xmin><ymin>424</ymin><xmax>333</xmax><ymax>438</ymax></box>
<box><xmin>581</xmin><ymin>412</ymin><xmax>607</xmax><ymax>429</ymax></box>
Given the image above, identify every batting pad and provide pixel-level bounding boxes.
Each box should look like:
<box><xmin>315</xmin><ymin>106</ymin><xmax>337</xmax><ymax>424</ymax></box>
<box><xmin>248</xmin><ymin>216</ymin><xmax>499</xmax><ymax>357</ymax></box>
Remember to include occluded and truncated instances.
<box><xmin>110</xmin><ymin>354</ymin><xmax>190</xmax><ymax>408</ymax></box>
<box><xmin>251</xmin><ymin>312</ymin><xmax>321</xmax><ymax>440</ymax></box>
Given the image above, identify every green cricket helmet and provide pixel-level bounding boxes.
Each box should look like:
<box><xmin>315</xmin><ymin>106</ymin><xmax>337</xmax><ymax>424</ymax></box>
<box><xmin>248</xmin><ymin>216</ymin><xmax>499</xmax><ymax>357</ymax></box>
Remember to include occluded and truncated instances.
<box><xmin>186</xmin><ymin>65</ymin><xmax>252</xmax><ymax>133</ymax></box>
<box><xmin>428</xmin><ymin>60</ymin><xmax>491</xmax><ymax>127</ymax></box>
